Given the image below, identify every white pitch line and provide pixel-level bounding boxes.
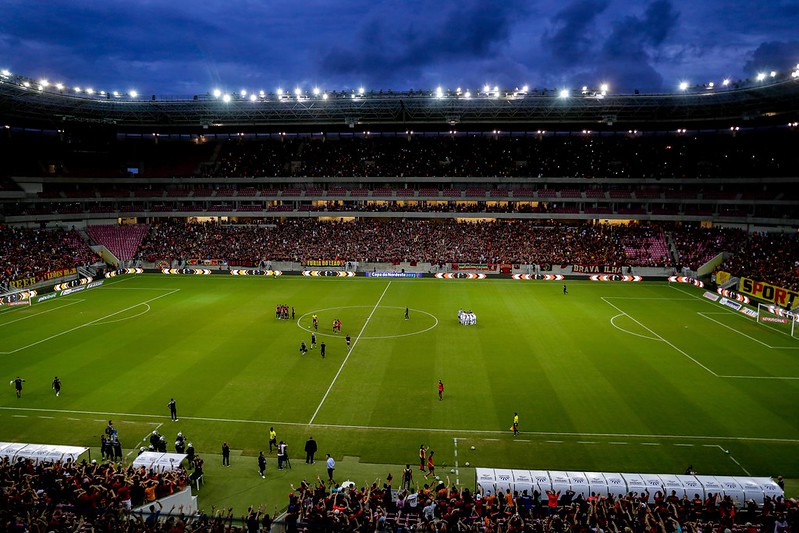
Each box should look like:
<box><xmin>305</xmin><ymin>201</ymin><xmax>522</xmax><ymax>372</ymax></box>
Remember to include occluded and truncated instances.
<box><xmin>697</xmin><ymin>312</ymin><xmax>777</xmax><ymax>348</ymax></box>
<box><xmin>308</xmin><ymin>281</ymin><xmax>392</xmax><ymax>424</ymax></box>
<box><xmin>710</xmin><ymin>444</ymin><xmax>751</xmax><ymax>476</ymax></box>
<box><xmin>2</xmin><ymin>406</ymin><xmax>799</xmax><ymax>444</ymax></box>
<box><xmin>0</xmin><ymin>289</ymin><xmax>180</xmax><ymax>355</ymax></box>
<box><xmin>602</xmin><ymin>297</ymin><xmax>720</xmax><ymax>377</ymax></box>
<box><xmin>609</xmin><ymin>314</ymin><xmax>661</xmax><ymax>341</ymax></box>
<box><xmin>453</xmin><ymin>438</ymin><xmax>459</xmax><ymax>485</ymax></box>
<box><xmin>673</xmin><ymin>443</ymin><xmax>694</xmax><ymax>447</ymax></box>
<box><xmin>0</xmin><ymin>299</ymin><xmax>86</xmax><ymax>328</ymax></box>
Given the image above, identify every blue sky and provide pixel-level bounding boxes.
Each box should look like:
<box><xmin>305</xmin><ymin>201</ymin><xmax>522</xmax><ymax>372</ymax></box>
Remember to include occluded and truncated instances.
<box><xmin>1</xmin><ymin>0</ymin><xmax>798</xmax><ymax>96</ymax></box>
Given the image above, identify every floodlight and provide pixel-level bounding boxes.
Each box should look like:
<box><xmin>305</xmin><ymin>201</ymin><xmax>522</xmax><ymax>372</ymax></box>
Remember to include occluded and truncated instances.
<box><xmin>259</xmin><ymin>90</ymin><xmax>265</xmax><ymax>97</ymax></box>
<box><xmin>213</xmin><ymin>89</ymin><xmax>222</xmax><ymax>98</ymax></box>
<box><xmin>464</xmin><ymin>90</ymin><xmax>471</xmax><ymax>98</ymax></box>
<box><xmin>581</xmin><ymin>85</ymin><xmax>588</xmax><ymax>93</ymax></box>
<box><xmin>86</xmin><ymin>88</ymin><xmax>94</xmax><ymax>94</ymax></box>
<box><xmin>276</xmin><ymin>88</ymin><xmax>283</xmax><ymax>95</ymax></box>
<box><xmin>55</xmin><ymin>83</ymin><xmax>64</xmax><ymax>90</ymax></box>
<box><xmin>240</xmin><ymin>89</ymin><xmax>247</xmax><ymax>97</ymax></box>
<box><xmin>483</xmin><ymin>84</ymin><xmax>490</xmax><ymax>93</ymax></box>
<box><xmin>129</xmin><ymin>90</ymin><xmax>138</xmax><ymax>98</ymax></box>
<box><xmin>0</xmin><ymin>69</ymin><xmax>10</xmax><ymax>76</ymax></box>
<box><xmin>22</xmin><ymin>81</ymin><xmax>30</xmax><ymax>87</ymax></box>
<box><xmin>294</xmin><ymin>88</ymin><xmax>302</xmax><ymax>96</ymax></box>
<box><xmin>435</xmin><ymin>86</ymin><xmax>443</xmax><ymax>98</ymax></box>
<box><xmin>493</xmin><ymin>85</ymin><xmax>499</xmax><ymax>93</ymax></box>
<box><xmin>707</xmin><ymin>82</ymin><xmax>714</xmax><ymax>88</ymax></box>
<box><xmin>722</xmin><ymin>79</ymin><xmax>730</xmax><ymax>86</ymax></box>
<box><xmin>756</xmin><ymin>72</ymin><xmax>766</xmax><ymax>81</ymax></box>
<box><xmin>559</xmin><ymin>89</ymin><xmax>569</xmax><ymax>98</ymax></box>
<box><xmin>222</xmin><ymin>93</ymin><xmax>231</xmax><ymax>103</ymax></box>
<box><xmin>249</xmin><ymin>94</ymin><xmax>257</xmax><ymax>102</ymax></box>
<box><xmin>770</xmin><ymin>70</ymin><xmax>777</xmax><ymax>77</ymax></box>
<box><xmin>112</xmin><ymin>91</ymin><xmax>120</xmax><ymax>97</ymax></box>
<box><xmin>679</xmin><ymin>81</ymin><xmax>689</xmax><ymax>90</ymax></box>
<box><xmin>600</xmin><ymin>83</ymin><xmax>609</xmax><ymax>93</ymax></box>
<box><xmin>99</xmin><ymin>91</ymin><xmax>106</xmax><ymax>95</ymax></box>
<box><xmin>312</xmin><ymin>87</ymin><xmax>320</xmax><ymax>96</ymax></box>
<box><xmin>322</xmin><ymin>93</ymin><xmax>328</xmax><ymax>100</ymax></box>
<box><xmin>37</xmin><ymin>85</ymin><xmax>43</xmax><ymax>91</ymax></box>
<box><xmin>521</xmin><ymin>85</ymin><xmax>529</xmax><ymax>92</ymax></box>
<box><xmin>358</xmin><ymin>87</ymin><xmax>365</xmax><ymax>95</ymax></box>
<box><xmin>73</xmin><ymin>87</ymin><xmax>81</xmax><ymax>93</ymax></box>
<box><xmin>39</xmin><ymin>79</ymin><xmax>49</xmax><ymax>87</ymax></box>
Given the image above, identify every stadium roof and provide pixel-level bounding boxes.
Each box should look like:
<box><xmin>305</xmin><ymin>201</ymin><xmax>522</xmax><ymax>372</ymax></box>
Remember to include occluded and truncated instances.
<box><xmin>2</xmin><ymin>71</ymin><xmax>799</xmax><ymax>133</ymax></box>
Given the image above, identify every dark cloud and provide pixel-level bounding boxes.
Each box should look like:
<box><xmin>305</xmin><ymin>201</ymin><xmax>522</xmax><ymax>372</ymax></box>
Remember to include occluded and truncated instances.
<box><xmin>744</xmin><ymin>41</ymin><xmax>799</xmax><ymax>75</ymax></box>
<box><xmin>542</xmin><ymin>0</ymin><xmax>610</xmax><ymax>65</ymax></box>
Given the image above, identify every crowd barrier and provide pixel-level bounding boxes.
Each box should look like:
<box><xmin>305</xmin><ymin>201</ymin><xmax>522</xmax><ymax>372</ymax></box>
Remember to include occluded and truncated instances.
<box><xmin>474</xmin><ymin>468</ymin><xmax>783</xmax><ymax>507</ymax></box>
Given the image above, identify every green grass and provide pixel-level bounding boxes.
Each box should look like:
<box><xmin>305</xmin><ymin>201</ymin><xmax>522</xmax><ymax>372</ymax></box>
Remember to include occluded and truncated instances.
<box><xmin>1</xmin><ymin>274</ymin><xmax>797</xmax><ymax>513</ymax></box>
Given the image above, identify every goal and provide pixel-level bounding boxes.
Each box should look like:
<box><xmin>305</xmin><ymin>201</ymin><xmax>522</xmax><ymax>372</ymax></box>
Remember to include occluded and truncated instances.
<box><xmin>756</xmin><ymin>303</ymin><xmax>799</xmax><ymax>338</ymax></box>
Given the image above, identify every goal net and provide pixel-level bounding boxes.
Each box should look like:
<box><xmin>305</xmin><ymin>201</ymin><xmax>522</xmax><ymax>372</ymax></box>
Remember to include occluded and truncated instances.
<box><xmin>756</xmin><ymin>303</ymin><xmax>799</xmax><ymax>338</ymax></box>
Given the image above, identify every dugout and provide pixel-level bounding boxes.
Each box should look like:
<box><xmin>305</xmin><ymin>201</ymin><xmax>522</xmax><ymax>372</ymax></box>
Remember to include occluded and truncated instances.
<box><xmin>566</xmin><ymin>471</ymin><xmax>591</xmax><ymax>499</ymax></box>
<box><xmin>602</xmin><ymin>472</ymin><xmax>627</xmax><ymax>498</ymax></box>
<box><xmin>133</xmin><ymin>451</ymin><xmax>188</xmax><ymax>471</ymax></box>
<box><xmin>475</xmin><ymin>468</ymin><xmax>497</xmax><ymax>495</ymax></box>
<box><xmin>752</xmin><ymin>477</ymin><xmax>783</xmax><ymax>503</ymax></box>
<box><xmin>676</xmin><ymin>475</ymin><xmax>705</xmax><ymax>499</ymax></box>
<box><xmin>584</xmin><ymin>471</ymin><xmax>609</xmax><ymax>497</ymax></box>
<box><xmin>621</xmin><ymin>473</ymin><xmax>647</xmax><ymax>495</ymax></box>
<box><xmin>734</xmin><ymin>477</ymin><xmax>764</xmax><ymax>503</ymax></box>
<box><xmin>511</xmin><ymin>470</ymin><xmax>534</xmax><ymax>495</ymax></box>
<box><xmin>714</xmin><ymin>476</ymin><xmax>746</xmax><ymax>505</ymax></box>
<box><xmin>0</xmin><ymin>442</ymin><xmax>89</xmax><ymax>464</ymax></box>
<box><xmin>660</xmin><ymin>474</ymin><xmax>686</xmax><ymax>498</ymax></box>
<box><xmin>494</xmin><ymin>469</ymin><xmax>514</xmax><ymax>494</ymax></box>
<box><xmin>529</xmin><ymin>470</ymin><xmax>552</xmax><ymax>495</ymax></box>
<box><xmin>695</xmin><ymin>475</ymin><xmax>725</xmax><ymax>500</ymax></box>
<box><xmin>548</xmin><ymin>470</ymin><xmax>571</xmax><ymax>497</ymax></box>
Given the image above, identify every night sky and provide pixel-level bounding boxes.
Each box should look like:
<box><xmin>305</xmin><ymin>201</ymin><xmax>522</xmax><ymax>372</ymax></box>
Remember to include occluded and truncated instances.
<box><xmin>1</xmin><ymin>0</ymin><xmax>798</xmax><ymax>97</ymax></box>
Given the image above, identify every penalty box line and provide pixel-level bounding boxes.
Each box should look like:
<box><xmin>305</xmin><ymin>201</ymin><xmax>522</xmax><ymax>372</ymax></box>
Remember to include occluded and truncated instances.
<box><xmin>0</xmin><ymin>289</ymin><xmax>181</xmax><ymax>356</ymax></box>
<box><xmin>308</xmin><ymin>281</ymin><xmax>392</xmax><ymax>425</ymax></box>
<box><xmin>3</xmin><ymin>405</ymin><xmax>799</xmax><ymax>445</ymax></box>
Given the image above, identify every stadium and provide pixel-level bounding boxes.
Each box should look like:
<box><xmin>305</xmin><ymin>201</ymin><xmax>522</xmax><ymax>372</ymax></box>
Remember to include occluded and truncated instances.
<box><xmin>1</xmin><ymin>55</ymin><xmax>799</xmax><ymax>533</ymax></box>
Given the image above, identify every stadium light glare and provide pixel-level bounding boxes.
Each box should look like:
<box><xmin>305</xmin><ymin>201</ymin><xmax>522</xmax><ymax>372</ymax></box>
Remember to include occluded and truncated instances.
<box><xmin>322</xmin><ymin>93</ymin><xmax>329</xmax><ymax>100</ymax></box>
<box><xmin>240</xmin><ymin>89</ymin><xmax>247</xmax><ymax>97</ymax></box>
<box><xmin>259</xmin><ymin>90</ymin><xmax>265</xmax><ymax>97</ymax></box>
<box><xmin>464</xmin><ymin>90</ymin><xmax>471</xmax><ymax>98</ymax></box>
<box><xmin>249</xmin><ymin>94</ymin><xmax>257</xmax><ymax>102</ymax></box>
<box><xmin>99</xmin><ymin>91</ymin><xmax>106</xmax><ymax>96</ymax></box>
<box><xmin>294</xmin><ymin>88</ymin><xmax>302</xmax><ymax>96</ymax></box>
<box><xmin>85</xmin><ymin>87</ymin><xmax>94</xmax><ymax>94</ymax></box>
<box><xmin>358</xmin><ymin>87</ymin><xmax>365</xmax><ymax>95</ymax></box>
<box><xmin>581</xmin><ymin>85</ymin><xmax>588</xmax><ymax>93</ymax></box>
<box><xmin>212</xmin><ymin>89</ymin><xmax>222</xmax><ymax>98</ymax></box>
<box><xmin>129</xmin><ymin>90</ymin><xmax>138</xmax><ymax>98</ymax></box>
<box><xmin>0</xmin><ymin>69</ymin><xmax>10</xmax><ymax>77</ymax></box>
<box><xmin>678</xmin><ymin>81</ymin><xmax>689</xmax><ymax>90</ymax></box>
<box><xmin>222</xmin><ymin>93</ymin><xmax>231</xmax><ymax>103</ymax></box>
<box><xmin>770</xmin><ymin>70</ymin><xmax>777</xmax><ymax>77</ymax></box>
<box><xmin>559</xmin><ymin>89</ymin><xmax>570</xmax><ymax>98</ymax></box>
<box><xmin>707</xmin><ymin>82</ymin><xmax>714</xmax><ymax>88</ymax></box>
<box><xmin>276</xmin><ymin>88</ymin><xmax>283</xmax><ymax>95</ymax></box>
<box><xmin>112</xmin><ymin>91</ymin><xmax>120</xmax><ymax>97</ymax></box>
<box><xmin>435</xmin><ymin>86</ymin><xmax>444</xmax><ymax>98</ymax></box>
<box><xmin>756</xmin><ymin>72</ymin><xmax>766</xmax><ymax>81</ymax></box>
<box><xmin>521</xmin><ymin>85</ymin><xmax>529</xmax><ymax>92</ymax></box>
<box><xmin>483</xmin><ymin>84</ymin><xmax>490</xmax><ymax>93</ymax></box>
<box><xmin>37</xmin><ymin>84</ymin><xmax>43</xmax><ymax>91</ymax></box>
<box><xmin>722</xmin><ymin>78</ymin><xmax>730</xmax><ymax>86</ymax></box>
<box><xmin>22</xmin><ymin>81</ymin><xmax>30</xmax><ymax>88</ymax></box>
<box><xmin>73</xmin><ymin>87</ymin><xmax>81</xmax><ymax>93</ymax></box>
<box><xmin>312</xmin><ymin>87</ymin><xmax>320</xmax><ymax>96</ymax></box>
<box><xmin>55</xmin><ymin>83</ymin><xmax>64</xmax><ymax>90</ymax></box>
<box><xmin>39</xmin><ymin>79</ymin><xmax>49</xmax><ymax>87</ymax></box>
<box><xmin>600</xmin><ymin>83</ymin><xmax>609</xmax><ymax>93</ymax></box>
<box><xmin>493</xmin><ymin>85</ymin><xmax>499</xmax><ymax>93</ymax></box>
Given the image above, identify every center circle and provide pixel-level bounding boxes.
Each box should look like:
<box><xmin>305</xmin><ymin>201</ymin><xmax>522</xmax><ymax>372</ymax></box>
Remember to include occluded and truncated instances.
<box><xmin>296</xmin><ymin>306</ymin><xmax>438</xmax><ymax>339</ymax></box>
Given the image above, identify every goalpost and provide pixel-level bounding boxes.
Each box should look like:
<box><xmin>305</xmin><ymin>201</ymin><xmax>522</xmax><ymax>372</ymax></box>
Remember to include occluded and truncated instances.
<box><xmin>756</xmin><ymin>303</ymin><xmax>799</xmax><ymax>338</ymax></box>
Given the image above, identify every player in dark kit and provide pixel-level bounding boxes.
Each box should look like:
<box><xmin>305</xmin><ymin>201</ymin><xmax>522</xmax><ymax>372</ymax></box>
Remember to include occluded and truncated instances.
<box><xmin>168</xmin><ymin>398</ymin><xmax>178</xmax><ymax>421</ymax></box>
<box><xmin>405</xmin><ymin>307</ymin><xmax>409</xmax><ymax>320</ymax></box>
<box><xmin>311</xmin><ymin>332</ymin><xmax>316</xmax><ymax>349</ymax></box>
<box><xmin>345</xmin><ymin>334</ymin><xmax>351</xmax><ymax>349</ymax></box>
<box><xmin>320</xmin><ymin>342</ymin><xmax>326</xmax><ymax>358</ymax></box>
<box><xmin>438</xmin><ymin>380</ymin><xmax>444</xmax><ymax>401</ymax></box>
<box><xmin>52</xmin><ymin>376</ymin><xmax>61</xmax><ymax>397</ymax></box>
<box><xmin>300</xmin><ymin>341</ymin><xmax>308</xmax><ymax>356</ymax></box>
<box><xmin>11</xmin><ymin>377</ymin><xmax>25</xmax><ymax>398</ymax></box>
<box><xmin>563</xmin><ymin>284</ymin><xmax>568</xmax><ymax>295</ymax></box>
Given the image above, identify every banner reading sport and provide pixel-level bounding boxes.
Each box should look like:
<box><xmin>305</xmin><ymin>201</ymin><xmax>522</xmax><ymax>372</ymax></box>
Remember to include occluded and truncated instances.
<box><xmin>738</xmin><ymin>277</ymin><xmax>799</xmax><ymax>310</ymax></box>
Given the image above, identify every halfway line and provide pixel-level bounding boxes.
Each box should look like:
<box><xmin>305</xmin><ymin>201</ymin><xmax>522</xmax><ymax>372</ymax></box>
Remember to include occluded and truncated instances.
<box><xmin>308</xmin><ymin>281</ymin><xmax>392</xmax><ymax>424</ymax></box>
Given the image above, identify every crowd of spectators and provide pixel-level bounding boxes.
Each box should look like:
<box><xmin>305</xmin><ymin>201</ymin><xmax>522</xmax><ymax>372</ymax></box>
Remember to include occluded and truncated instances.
<box><xmin>672</xmin><ymin>227</ymin><xmax>749</xmax><ymax>271</ymax></box>
<box><xmin>0</xmin><ymin>226</ymin><xmax>97</xmax><ymax>288</ymax></box>
<box><xmin>209</xmin><ymin>132</ymin><xmax>798</xmax><ymax>180</ymax></box>
<box><xmin>0</xmin><ymin>455</ymin><xmax>195</xmax><ymax>532</ymax></box>
<box><xmin>136</xmin><ymin>219</ymin><xmax>670</xmax><ymax>267</ymax></box>
<box><xmin>283</xmin><ymin>476</ymin><xmax>796</xmax><ymax>533</ymax></box>
<box><xmin>720</xmin><ymin>232</ymin><xmax>799</xmax><ymax>292</ymax></box>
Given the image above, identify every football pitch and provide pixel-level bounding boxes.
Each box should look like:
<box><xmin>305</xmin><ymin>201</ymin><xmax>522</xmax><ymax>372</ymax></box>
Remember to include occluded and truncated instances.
<box><xmin>1</xmin><ymin>274</ymin><xmax>798</xmax><ymax>511</ymax></box>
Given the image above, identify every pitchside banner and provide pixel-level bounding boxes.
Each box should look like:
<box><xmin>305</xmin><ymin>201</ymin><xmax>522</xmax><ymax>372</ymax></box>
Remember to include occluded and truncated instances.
<box><xmin>573</xmin><ymin>265</ymin><xmax>622</xmax><ymax>274</ymax></box>
<box><xmin>739</xmin><ymin>277</ymin><xmax>799</xmax><ymax>309</ymax></box>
